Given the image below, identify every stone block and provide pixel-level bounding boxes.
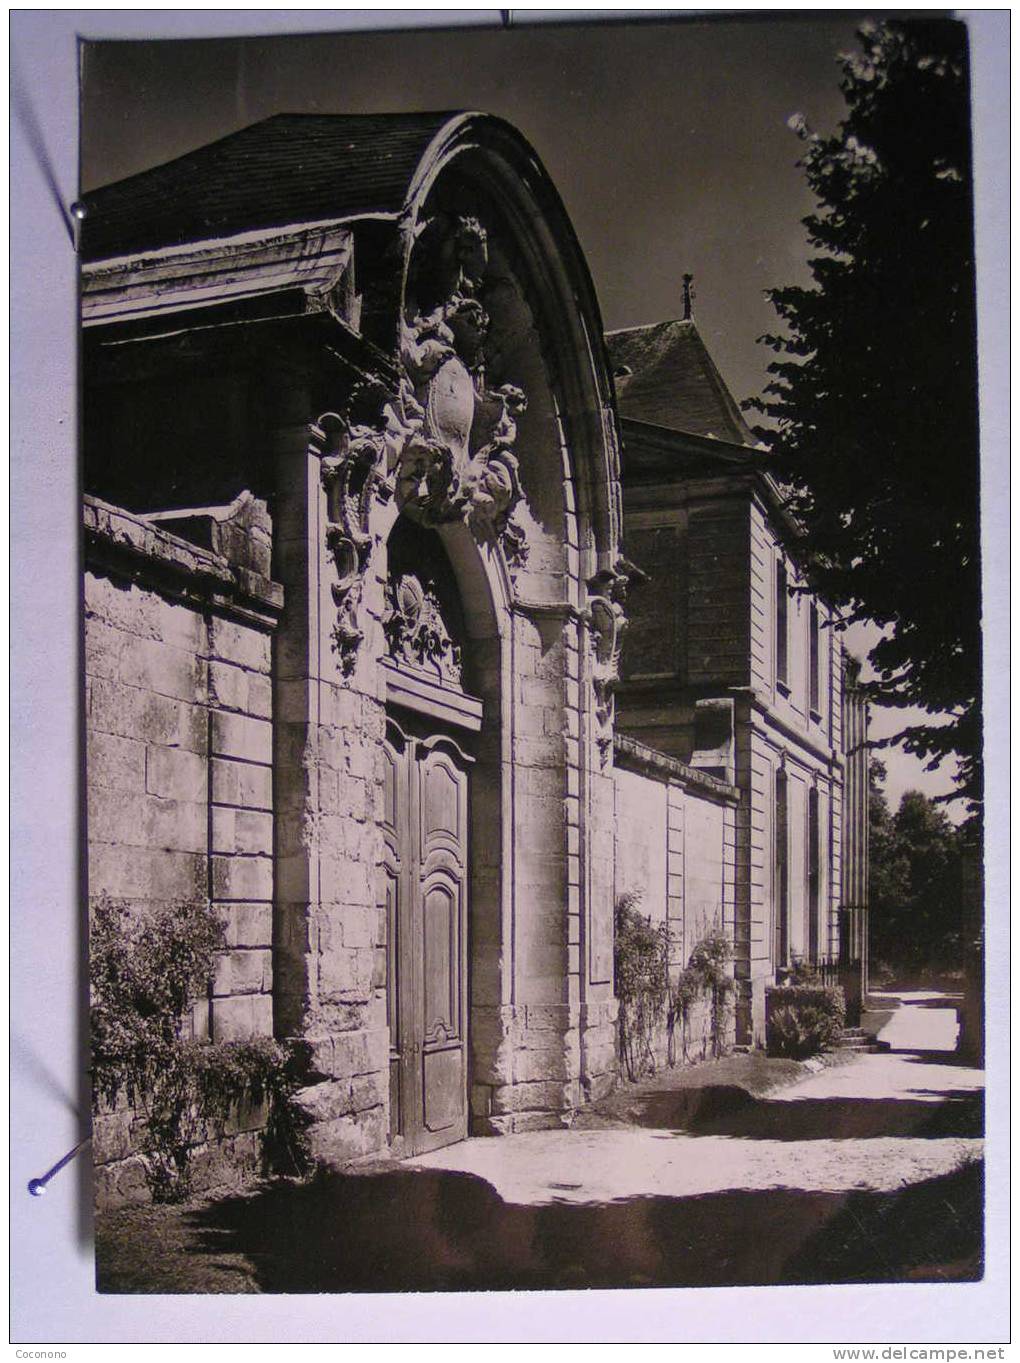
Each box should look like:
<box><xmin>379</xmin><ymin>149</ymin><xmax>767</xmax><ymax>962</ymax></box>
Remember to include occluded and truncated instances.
<box><xmin>84</xmin><ymin>616</ymin><xmax>124</xmax><ymax>680</ymax></box>
<box><xmin>211</xmin><ymin>757</ymin><xmax>273</xmax><ymax>811</ymax></box>
<box><xmin>511</xmin><ymin>1047</ymin><xmax>571</xmax><ymax>1084</ymax></box>
<box><xmin>247</xmin><ymin>674</ymin><xmax>273</xmax><ymax>720</ymax></box>
<box><xmin>213</xmin><ymin>947</ymin><xmax>272</xmax><ymax>997</ymax></box>
<box><xmin>90</xmin><ymin>677</ymin><xmax>204</xmax><ymax>753</ymax></box>
<box><xmin>212</xmin><ymin>853</ymin><xmax>272</xmax><ymax>902</ymax></box>
<box><xmin>291</xmin><ymin>1071</ymin><xmax>384</xmax><ymax>1125</ymax></box>
<box><xmin>470</xmin><ymin>1084</ymin><xmax>493</xmax><ymax>1119</ymax></box>
<box><xmin>92</xmin><ymin>1110</ymin><xmax>135</xmax><ymax>1165</ymax></box>
<box><xmin>223</xmin><ymin>901</ymin><xmax>272</xmax><ymax>948</ymax></box>
<box><xmin>340</xmin><ymin>905</ymin><xmax>374</xmax><ymax>949</ymax></box>
<box><xmin>87</xmin><ymin>731</ymin><xmax>146</xmax><ymax>793</ymax></box>
<box><xmin>491</xmin><ymin>1079</ymin><xmax>573</xmax><ymax>1116</ymax></box>
<box><xmin>88</xmin><ymin>843</ymin><xmax>206</xmax><ymax>902</ymax></box>
<box><xmin>582</xmin><ymin>1071</ymin><xmax>618</xmax><ymax>1104</ymax></box>
<box><xmin>88</xmin><ymin>789</ymin><xmax>207</xmax><ymax>855</ymax></box>
<box><xmin>211</xmin><ymin>807</ymin><xmax>273</xmax><ymax>856</ymax></box>
<box><xmin>211</xmin><ymin>711</ymin><xmax>272</xmax><ymax>765</ymax></box>
<box><xmin>317</xmin><ymin>945</ymin><xmax>374</xmax><ymax>1003</ymax></box>
<box><xmin>208</xmin><ymin>616</ymin><xmax>271</xmax><ymax>671</ymax></box>
<box><xmin>516</xmin><ymin>702</ymin><xmax>553</xmax><ymax>739</ymax></box>
<box><xmin>275</xmin><ymin>851</ymin><xmax>312</xmax><ymax>904</ymax></box>
<box><xmin>93</xmin><ymin>1154</ymin><xmax>151</xmax><ymax>1211</ymax></box>
<box><xmin>512</xmin><ymin>735</ymin><xmax>564</xmax><ymax>769</ymax></box>
<box><xmin>330</xmin><ymin>1026</ymin><xmax>389</xmax><ymax>1079</ymax></box>
<box><xmin>211</xmin><ymin>991</ymin><xmax>273</xmax><ymax>1041</ymax></box>
<box><xmin>119</xmin><ymin>636</ymin><xmax>206</xmax><ymax>704</ymax></box>
<box><xmin>145</xmin><ymin>745</ymin><xmax>207</xmax><ymax>803</ymax></box>
<box><xmin>523</xmin><ymin>1003</ymin><xmax>576</xmax><ymax>1032</ymax></box>
<box><xmin>208</xmin><ymin>660</ymin><xmax>250</xmax><ymax>714</ymax></box>
<box><xmin>303</xmin><ymin>1105</ymin><xmax>387</xmax><ymax>1167</ymax></box>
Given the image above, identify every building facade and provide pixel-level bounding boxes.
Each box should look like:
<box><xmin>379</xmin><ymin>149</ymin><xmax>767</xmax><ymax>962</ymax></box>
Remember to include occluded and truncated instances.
<box><xmin>81</xmin><ymin>114</ymin><xmax>865</xmax><ymax>1205</ymax></box>
<box><xmin>609</xmin><ymin>316</ymin><xmax>867</xmax><ymax>1043</ymax></box>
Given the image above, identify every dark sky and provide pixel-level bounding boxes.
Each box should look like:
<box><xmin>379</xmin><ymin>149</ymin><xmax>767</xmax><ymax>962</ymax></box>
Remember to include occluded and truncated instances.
<box><xmin>78</xmin><ymin>13</ymin><xmax>965</xmax><ymax>813</ymax></box>
<box><xmin>80</xmin><ymin>14</ymin><xmax>861</xmax><ymax>409</ymax></box>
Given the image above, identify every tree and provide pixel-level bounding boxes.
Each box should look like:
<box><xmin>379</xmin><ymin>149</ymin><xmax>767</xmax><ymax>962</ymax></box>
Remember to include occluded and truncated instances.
<box><xmin>748</xmin><ymin>20</ymin><xmax>981</xmax><ymax>814</ymax></box>
<box><xmin>868</xmin><ymin>760</ymin><xmax>965</xmax><ymax>976</ymax></box>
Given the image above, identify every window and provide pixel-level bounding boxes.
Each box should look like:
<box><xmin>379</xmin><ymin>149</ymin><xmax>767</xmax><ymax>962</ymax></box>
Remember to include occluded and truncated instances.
<box><xmin>775</xmin><ymin>559</ymin><xmax>789</xmax><ymax>690</ymax></box>
<box><xmin>809</xmin><ymin>600</ymin><xmax>820</xmax><ymax>715</ymax></box>
<box><xmin>807</xmin><ymin>786</ymin><xmax>820</xmax><ymax>962</ymax></box>
<box><xmin>775</xmin><ymin>768</ymin><xmax>789</xmax><ymax>967</ymax></box>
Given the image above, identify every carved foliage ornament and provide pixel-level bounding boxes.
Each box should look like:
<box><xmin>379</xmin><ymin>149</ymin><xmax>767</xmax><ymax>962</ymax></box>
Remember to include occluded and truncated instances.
<box><xmin>320</xmin><ymin>212</ymin><xmax>534</xmax><ymax>677</ymax></box>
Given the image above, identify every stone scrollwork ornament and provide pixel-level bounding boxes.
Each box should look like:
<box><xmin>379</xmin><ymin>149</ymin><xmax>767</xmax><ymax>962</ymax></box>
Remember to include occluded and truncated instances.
<box><xmin>585</xmin><ymin>558</ymin><xmax>645</xmax><ymax>760</ymax></box>
<box><xmin>318</xmin><ymin>379</ymin><xmax>440</xmax><ymax>675</ymax></box>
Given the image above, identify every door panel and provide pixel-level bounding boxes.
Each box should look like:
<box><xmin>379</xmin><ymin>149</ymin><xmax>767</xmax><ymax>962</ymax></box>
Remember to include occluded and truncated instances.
<box><xmin>423</xmin><ymin>878</ymin><xmax>457</xmax><ymax>1041</ymax></box>
<box><xmin>423</xmin><ymin>1046</ymin><xmax>464</xmax><ymax>1132</ymax></box>
<box><xmin>381</xmin><ymin>726</ymin><xmax>470</xmax><ymax>1156</ymax></box>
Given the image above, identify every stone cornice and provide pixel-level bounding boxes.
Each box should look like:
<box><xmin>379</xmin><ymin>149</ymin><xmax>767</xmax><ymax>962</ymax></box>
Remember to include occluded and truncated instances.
<box><xmin>613</xmin><ymin>732</ymin><xmax>740</xmax><ymax>805</ymax></box>
<box><xmin>81</xmin><ymin>222</ymin><xmax>355</xmax><ymax>329</ymax></box>
<box><xmin>83</xmin><ymin>495</ymin><xmax>284</xmax><ymax>629</ymax></box>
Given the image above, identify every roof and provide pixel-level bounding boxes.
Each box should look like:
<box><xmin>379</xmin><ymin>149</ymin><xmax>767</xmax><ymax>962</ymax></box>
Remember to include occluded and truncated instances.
<box><xmin>606</xmin><ymin>318</ymin><xmax>756</xmax><ymax>448</ymax></box>
<box><xmin>80</xmin><ymin>112</ymin><xmax>459</xmax><ymax>262</ymax></box>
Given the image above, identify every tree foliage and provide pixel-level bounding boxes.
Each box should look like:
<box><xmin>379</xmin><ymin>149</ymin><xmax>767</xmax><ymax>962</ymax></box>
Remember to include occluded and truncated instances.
<box><xmin>748</xmin><ymin>20</ymin><xmax>981</xmax><ymax>813</ymax></box>
<box><xmin>867</xmin><ymin>759</ymin><xmax>965</xmax><ymax>974</ymax></box>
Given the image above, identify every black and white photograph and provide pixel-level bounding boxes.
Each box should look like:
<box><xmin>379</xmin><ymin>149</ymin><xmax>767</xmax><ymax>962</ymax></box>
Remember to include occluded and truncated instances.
<box><xmin>10</xmin><ymin>5</ymin><xmax>1009</xmax><ymax>1342</ymax></box>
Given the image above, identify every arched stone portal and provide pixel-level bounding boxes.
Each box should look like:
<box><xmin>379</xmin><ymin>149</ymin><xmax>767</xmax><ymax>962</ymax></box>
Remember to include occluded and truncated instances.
<box><xmin>270</xmin><ymin>113</ymin><xmax>632</xmax><ymax>1162</ymax></box>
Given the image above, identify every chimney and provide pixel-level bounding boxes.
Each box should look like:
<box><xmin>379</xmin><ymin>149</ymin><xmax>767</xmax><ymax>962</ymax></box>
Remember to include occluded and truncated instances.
<box><xmin>682</xmin><ymin>273</ymin><xmax>695</xmax><ymax>321</ymax></box>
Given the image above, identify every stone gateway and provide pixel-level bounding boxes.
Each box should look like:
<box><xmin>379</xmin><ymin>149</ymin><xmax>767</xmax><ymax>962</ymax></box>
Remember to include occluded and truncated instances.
<box><xmin>81</xmin><ymin>112</ymin><xmax>867</xmax><ymax>1205</ymax></box>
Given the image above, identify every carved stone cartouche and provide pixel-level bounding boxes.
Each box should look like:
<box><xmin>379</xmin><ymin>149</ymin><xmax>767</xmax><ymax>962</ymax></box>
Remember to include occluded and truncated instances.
<box><xmin>320</xmin><ymin>211</ymin><xmax>535</xmax><ymax>679</ymax></box>
<box><xmin>383</xmin><ymin>572</ymin><xmax>463</xmax><ymax>685</ymax></box>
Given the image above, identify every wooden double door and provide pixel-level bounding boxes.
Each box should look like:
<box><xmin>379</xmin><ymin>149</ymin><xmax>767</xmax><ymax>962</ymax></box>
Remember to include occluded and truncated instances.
<box><xmin>380</xmin><ymin>718</ymin><xmax>472</xmax><ymax>1156</ymax></box>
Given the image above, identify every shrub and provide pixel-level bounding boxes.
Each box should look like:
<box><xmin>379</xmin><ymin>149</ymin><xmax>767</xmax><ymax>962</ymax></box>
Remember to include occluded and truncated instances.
<box><xmin>686</xmin><ymin>926</ymin><xmax>735</xmax><ymax>1058</ymax></box>
<box><xmin>766</xmin><ymin>983</ymin><xmax>846</xmax><ymax>1059</ymax></box>
<box><xmin>89</xmin><ymin>894</ymin><xmax>303</xmax><ymax>1200</ymax></box>
<box><xmin>614</xmin><ymin>893</ymin><xmax>670</xmax><ymax>1081</ymax></box>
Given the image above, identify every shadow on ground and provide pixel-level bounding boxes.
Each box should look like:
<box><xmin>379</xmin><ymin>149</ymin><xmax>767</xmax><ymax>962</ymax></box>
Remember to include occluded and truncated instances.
<box><xmin>620</xmin><ymin>1085</ymin><xmax>984</xmax><ymax>1140</ymax></box>
<box><xmin>96</xmin><ymin>1159</ymin><xmax>983</xmax><ymax>1294</ymax></box>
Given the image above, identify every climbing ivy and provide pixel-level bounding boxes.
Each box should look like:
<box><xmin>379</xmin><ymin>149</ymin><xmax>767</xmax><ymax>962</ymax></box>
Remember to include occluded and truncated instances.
<box><xmin>668</xmin><ymin>926</ymin><xmax>735</xmax><ymax>1063</ymax></box>
<box><xmin>614</xmin><ymin>896</ymin><xmax>737</xmax><ymax>1078</ymax></box>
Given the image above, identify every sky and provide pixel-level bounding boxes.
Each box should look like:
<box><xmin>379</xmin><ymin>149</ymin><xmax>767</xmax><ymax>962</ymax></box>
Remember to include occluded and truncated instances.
<box><xmin>78</xmin><ymin>12</ymin><xmax>970</xmax><ymax>818</ymax></box>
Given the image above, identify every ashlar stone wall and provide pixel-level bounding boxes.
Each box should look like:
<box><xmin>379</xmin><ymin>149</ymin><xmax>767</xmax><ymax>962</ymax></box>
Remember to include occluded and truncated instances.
<box><xmin>613</xmin><ymin>734</ymin><xmax>739</xmax><ymax>1069</ymax></box>
<box><xmin>85</xmin><ymin>492</ymin><xmax>283</xmax><ymax>1206</ymax></box>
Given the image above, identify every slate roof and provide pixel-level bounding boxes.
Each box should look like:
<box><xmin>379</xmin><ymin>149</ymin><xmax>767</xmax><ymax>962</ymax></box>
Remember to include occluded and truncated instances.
<box><xmin>80</xmin><ymin>112</ymin><xmax>460</xmax><ymax>262</ymax></box>
<box><xmin>605</xmin><ymin>318</ymin><xmax>756</xmax><ymax>448</ymax></box>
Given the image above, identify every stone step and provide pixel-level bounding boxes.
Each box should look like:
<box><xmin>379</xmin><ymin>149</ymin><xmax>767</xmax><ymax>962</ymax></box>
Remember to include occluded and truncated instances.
<box><xmin>837</xmin><ymin>1030</ymin><xmax>890</xmax><ymax>1054</ymax></box>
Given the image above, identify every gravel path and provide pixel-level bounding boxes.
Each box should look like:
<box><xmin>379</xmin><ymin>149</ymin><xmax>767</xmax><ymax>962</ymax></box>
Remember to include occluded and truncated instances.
<box><xmin>412</xmin><ymin>1008</ymin><xmax>984</xmax><ymax>1206</ymax></box>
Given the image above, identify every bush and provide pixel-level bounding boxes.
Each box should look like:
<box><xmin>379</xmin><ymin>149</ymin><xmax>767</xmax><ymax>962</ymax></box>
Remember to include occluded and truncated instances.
<box><xmin>766</xmin><ymin>983</ymin><xmax>845</xmax><ymax>1059</ymax></box>
<box><xmin>614</xmin><ymin>893</ymin><xmax>670</xmax><ymax>1081</ymax></box>
<box><xmin>89</xmin><ymin>895</ymin><xmax>303</xmax><ymax>1200</ymax></box>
